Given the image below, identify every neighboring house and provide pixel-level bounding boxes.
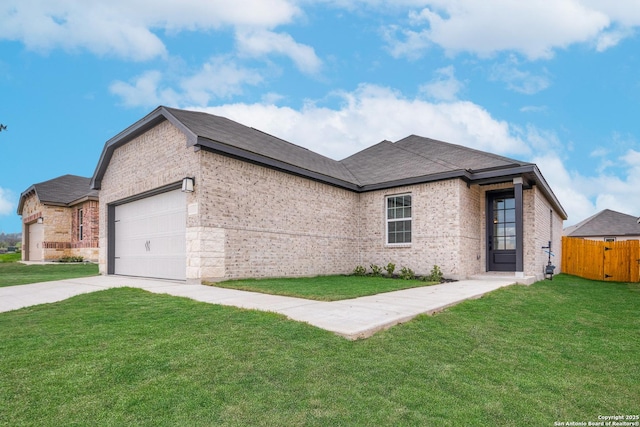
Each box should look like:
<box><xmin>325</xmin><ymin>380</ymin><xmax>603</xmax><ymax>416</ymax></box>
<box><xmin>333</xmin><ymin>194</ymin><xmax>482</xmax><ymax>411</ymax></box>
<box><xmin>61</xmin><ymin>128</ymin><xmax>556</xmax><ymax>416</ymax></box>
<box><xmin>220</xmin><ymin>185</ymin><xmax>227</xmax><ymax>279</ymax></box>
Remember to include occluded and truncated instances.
<box><xmin>17</xmin><ymin>175</ymin><xmax>99</xmax><ymax>262</ymax></box>
<box><xmin>91</xmin><ymin>106</ymin><xmax>567</xmax><ymax>283</ymax></box>
<box><xmin>564</xmin><ymin>209</ymin><xmax>640</xmax><ymax>242</ymax></box>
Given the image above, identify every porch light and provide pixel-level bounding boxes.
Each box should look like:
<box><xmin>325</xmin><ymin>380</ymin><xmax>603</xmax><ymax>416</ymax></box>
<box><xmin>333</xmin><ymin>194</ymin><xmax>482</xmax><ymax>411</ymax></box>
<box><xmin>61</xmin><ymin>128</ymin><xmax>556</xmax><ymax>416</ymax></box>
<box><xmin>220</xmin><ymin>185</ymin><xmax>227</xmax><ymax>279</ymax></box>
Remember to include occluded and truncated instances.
<box><xmin>37</xmin><ymin>217</ymin><xmax>43</xmax><ymax>224</ymax></box>
<box><xmin>181</xmin><ymin>177</ymin><xmax>195</xmax><ymax>193</ymax></box>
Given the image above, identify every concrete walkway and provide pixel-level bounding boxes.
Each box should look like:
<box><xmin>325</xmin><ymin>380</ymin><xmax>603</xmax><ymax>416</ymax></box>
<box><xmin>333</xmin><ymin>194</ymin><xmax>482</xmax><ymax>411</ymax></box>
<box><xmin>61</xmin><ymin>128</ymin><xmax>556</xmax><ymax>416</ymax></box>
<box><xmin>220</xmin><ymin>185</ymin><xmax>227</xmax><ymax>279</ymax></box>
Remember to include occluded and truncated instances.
<box><xmin>0</xmin><ymin>275</ymin><xmax>517</xmax><ymax>339</ymax></box>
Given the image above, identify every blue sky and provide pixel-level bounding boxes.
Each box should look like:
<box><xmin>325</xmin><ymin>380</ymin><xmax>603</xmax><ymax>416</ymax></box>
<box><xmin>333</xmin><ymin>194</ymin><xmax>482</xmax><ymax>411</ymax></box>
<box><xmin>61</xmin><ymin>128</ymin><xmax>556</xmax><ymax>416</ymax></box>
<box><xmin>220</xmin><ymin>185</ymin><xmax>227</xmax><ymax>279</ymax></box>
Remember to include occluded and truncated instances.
<box><xmin>1</xmin><ymin>0</ymin><xmax>640</xmax><ymax>233</ymax></box>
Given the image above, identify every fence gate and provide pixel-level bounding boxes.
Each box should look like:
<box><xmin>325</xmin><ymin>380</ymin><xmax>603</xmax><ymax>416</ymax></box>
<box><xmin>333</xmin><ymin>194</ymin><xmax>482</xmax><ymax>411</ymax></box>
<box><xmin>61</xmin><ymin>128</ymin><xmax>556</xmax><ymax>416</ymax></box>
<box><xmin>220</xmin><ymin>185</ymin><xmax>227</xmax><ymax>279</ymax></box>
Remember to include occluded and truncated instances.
<box><xmin>562</xmin><ymin>237</ymin><xmax>640</xmax><ymax>282</ymax></box>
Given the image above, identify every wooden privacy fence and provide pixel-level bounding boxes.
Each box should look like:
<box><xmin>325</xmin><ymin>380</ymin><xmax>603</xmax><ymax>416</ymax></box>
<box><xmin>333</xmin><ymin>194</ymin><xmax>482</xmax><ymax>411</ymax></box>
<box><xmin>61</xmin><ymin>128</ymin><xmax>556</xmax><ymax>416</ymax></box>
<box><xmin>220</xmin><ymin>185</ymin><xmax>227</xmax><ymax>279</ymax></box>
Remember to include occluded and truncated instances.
<box><xmin>562</xmin><ymin>236</ymin><xmax>640</xmax><ymax>282</ymax></box>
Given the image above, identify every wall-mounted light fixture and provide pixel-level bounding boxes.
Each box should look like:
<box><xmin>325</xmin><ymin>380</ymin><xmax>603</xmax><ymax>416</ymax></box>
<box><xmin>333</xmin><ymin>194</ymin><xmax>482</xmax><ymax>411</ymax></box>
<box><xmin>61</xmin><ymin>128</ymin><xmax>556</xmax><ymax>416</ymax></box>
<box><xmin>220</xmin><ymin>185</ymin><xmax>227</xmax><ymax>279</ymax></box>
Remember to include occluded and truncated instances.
<box><xmin>37</xmin><ymin>217</ymin><xmax>44</xmax><ymax>224</ymax></box>
<box><xmin>181</xmin><ymin>177</ymin><xmax>195</xmax><ymax>193</ymax></box>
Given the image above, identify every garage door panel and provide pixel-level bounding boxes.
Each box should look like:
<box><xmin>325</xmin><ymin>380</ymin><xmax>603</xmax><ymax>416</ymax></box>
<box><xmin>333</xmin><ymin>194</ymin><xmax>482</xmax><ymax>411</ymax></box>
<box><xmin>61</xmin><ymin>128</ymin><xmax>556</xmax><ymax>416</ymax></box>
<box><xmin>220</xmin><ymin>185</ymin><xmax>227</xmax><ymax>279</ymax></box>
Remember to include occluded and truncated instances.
<box><xmin>114</xmin><ymin>189</ymin><xmax>186</xmax><ymax>280</ymax></box>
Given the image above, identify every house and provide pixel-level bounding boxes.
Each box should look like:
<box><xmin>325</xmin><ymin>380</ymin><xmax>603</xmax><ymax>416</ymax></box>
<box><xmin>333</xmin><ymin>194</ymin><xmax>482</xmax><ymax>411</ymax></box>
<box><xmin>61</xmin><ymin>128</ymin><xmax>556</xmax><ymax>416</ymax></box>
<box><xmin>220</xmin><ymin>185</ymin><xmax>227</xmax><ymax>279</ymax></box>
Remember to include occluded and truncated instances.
<box><xmin>17</xmin><ymin>175</ymin><xmax>99</xmax><ymax>262</ymax></box>
<box><xmin>91</xmin><ymin>106</ymin><xmax>567</xmax><ymax>283</ymax></box>
<box><xmin>564</xmin><ymin>209</ymin><xmax>640</xmax><ymax>242</ymax></box>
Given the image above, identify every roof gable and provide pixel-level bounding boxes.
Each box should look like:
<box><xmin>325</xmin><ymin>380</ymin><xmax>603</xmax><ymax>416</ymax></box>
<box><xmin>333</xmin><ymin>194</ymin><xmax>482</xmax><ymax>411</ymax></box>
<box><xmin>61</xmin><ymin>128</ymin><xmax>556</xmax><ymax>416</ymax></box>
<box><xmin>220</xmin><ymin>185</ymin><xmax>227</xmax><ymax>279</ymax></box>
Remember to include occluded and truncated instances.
<box><xmin>564</xmin><ymin>209</ymin><xmax>640</xmax><ymax>237</ymax></box>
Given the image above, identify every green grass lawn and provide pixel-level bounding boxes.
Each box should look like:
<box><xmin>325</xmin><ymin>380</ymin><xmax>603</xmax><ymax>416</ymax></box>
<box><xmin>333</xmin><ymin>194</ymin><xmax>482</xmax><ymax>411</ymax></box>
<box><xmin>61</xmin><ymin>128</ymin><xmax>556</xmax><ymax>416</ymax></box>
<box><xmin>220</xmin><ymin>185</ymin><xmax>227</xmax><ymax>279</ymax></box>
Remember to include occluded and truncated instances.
<box><xmin>0</xmin><ymin>254</ymin><xmax>99</xmax><ymax>287</ymax></box>
<box><xmin>1</xmin><ymin>274</ymin><xmax>638</xmax><ymax>426</ymax></box>
<box><xmin>0</xmin><ymin>252</ymin><xmax>21</xmax><ymax>263</ymax></box>
<box><xmin>208</xmin><ymin>275</ymin><xmax>439</xmax><ymax>301</ymax></box>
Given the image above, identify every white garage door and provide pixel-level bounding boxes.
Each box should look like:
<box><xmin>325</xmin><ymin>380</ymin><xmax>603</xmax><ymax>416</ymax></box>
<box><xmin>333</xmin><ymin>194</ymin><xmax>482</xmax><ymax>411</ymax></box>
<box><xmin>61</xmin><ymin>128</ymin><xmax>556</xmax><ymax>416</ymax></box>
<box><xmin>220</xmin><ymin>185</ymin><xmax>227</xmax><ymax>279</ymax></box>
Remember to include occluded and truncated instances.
<box><xmin>114</xmin><ymin>189</ymin><xmax>186</xmax><ymax>280</ymax></box>
<box><xmin>28</xmin><ymin>222</ymin><xmax>44</xmax><ymax>261</ymax></box>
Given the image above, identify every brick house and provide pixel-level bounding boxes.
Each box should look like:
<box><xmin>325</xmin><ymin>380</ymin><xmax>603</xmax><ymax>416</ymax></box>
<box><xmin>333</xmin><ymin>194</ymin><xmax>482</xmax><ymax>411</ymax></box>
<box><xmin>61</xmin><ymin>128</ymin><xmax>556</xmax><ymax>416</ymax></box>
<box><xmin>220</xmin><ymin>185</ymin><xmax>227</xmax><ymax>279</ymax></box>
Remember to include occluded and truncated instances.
<box><xmin>564</xmin><ymin>209</ymin><xmax>640</xmax><ymax>242</ymax></box>
<box><xmin>17</xmin><ymin>175</ymin><xmax>99</xmax><ymax>262</ymax></box>
<box><xmin>91</xmin><ymin>106</ymin><xmax>567</xmax><ymax>283</ymax></box>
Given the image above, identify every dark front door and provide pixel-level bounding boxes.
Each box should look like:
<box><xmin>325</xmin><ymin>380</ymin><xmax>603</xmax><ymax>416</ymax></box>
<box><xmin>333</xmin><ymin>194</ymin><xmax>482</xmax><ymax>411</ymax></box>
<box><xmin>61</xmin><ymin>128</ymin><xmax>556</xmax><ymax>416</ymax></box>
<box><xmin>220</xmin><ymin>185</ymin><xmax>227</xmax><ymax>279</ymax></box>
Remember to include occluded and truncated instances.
<box><xmin>488</xmin><ymin>192</ymin><xmax>517</xmax><ymax>271</ymax></box>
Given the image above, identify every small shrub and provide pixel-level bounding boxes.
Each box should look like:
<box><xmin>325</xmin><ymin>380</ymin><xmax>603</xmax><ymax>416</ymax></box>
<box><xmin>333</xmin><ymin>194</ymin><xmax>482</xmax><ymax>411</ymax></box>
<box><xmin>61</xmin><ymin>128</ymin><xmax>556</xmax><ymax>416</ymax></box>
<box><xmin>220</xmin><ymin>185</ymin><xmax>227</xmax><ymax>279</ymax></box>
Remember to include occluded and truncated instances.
<box><xmin>426</xmin><ymin>265</ymin><xmax>444</xmax><ymax>282</ymax></box>
<box><xmin>59</xmin><ymin>256</ymin><xmax>84</xmax><ymax>263</ymax></box>
<box><xmin>370</xmin><ymin>264</ymin><xmax>383</xmax><ymax>277</ymax></box>
<box><xmin>353</xmin><ymin>265</ymin><xmax>367</xmax><ymax>276</ymax></box>
<box><xmin>384</xmin><ymin>262</ymin><xmax>396</xmax><ymax>277</ymax></box>
<box><xmin>399</xmin><ymin>266</ymin><xmax>415</xmax><ymax>280</ymax></box>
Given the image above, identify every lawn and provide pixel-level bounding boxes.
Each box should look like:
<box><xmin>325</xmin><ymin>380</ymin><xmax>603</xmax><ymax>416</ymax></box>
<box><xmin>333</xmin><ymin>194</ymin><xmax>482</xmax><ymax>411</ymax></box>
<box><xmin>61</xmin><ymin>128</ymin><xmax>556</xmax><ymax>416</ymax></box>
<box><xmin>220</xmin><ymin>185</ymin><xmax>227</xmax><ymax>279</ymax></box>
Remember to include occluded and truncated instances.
<box><xmin>0</xmin><ymin>254</ymin><xmax>99</xmax><ymax>287</ymax></box>
<box><xmin>1</xmin><ymin>274</ymin><xmax>638</xmax><ymax>426</ymax></box>
<box><xmin>208</xmin><ymin>275</ymin><xmax>439</xmax><ymax>301</ymax></box>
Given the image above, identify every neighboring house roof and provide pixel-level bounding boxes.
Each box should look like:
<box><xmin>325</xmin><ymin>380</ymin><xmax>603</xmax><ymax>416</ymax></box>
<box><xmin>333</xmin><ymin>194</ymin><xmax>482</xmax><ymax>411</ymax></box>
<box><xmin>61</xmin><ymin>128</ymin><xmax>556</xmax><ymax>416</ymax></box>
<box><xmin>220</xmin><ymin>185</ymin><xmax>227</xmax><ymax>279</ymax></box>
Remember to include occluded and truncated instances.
<box><xmin>91</xmin><ymin>106</ymin><xmax>567</xmax><ymax>219</ymax></box>
<box><xmin>564</xmin><ymin>209</ymin><xmax>640</xmax><ymax>237</ymax></box>
<box><xmin>17</xmin><ymin>174</ymin><xmax>99</xmax><ymax>215</ymax></box>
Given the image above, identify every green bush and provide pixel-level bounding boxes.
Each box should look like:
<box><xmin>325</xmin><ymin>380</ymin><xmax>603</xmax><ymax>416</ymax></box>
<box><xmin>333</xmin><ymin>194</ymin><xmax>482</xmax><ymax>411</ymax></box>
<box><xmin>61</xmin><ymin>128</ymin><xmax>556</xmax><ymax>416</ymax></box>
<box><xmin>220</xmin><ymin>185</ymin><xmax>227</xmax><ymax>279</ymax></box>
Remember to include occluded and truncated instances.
<box><xmin>353</xmin><ymin>265</ymin><xmax>367</xmax><ymax>276</ymax></box>
<box><xmin>370</xmin><ymin>264</ymin><xmax>383</xmax><ymax>277</ymax></box>
<box><xmin>384</xmin><ymin>262</ymin><xmax>396</xmax><ymax>277</ymax></box>
<box><xmin>426</xmin><ymin>265</ymin><xmax>444</xmax><ymax>282</ymax></box>
<box><xmin>399</xmin><ymin>266</ymin><xmax>415</xmax><ymax>280</ymax></box>
<box><xmin>58</xmin><ymin>256</ymin><xmax>84</xmax><ymax>263</ymax></box>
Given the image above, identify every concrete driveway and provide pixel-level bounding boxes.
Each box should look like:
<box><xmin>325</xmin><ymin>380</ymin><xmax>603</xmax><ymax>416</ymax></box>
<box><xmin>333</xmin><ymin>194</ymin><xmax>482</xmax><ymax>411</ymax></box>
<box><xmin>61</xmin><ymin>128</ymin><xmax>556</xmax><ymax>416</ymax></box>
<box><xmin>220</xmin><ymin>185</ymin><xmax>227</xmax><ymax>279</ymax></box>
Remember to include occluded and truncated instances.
<box><xmin>0</xmin><ymin>275</ymin><xmax>518</xmax><ymax>339</ymax></box>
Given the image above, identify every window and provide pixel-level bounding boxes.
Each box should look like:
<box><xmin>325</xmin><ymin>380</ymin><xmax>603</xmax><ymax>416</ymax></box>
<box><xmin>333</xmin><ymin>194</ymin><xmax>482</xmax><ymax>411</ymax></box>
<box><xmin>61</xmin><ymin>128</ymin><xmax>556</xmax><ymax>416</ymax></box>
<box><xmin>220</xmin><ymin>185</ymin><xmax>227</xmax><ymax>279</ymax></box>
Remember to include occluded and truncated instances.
<box><xmin>492</xmin><ymin>197</ymin><xmax>516</xmax><ymax>250</ymax></box>
<box><xmin>386</xmin><ymin>194</ymin><xmax>412</xmax><ymax>244</ymax></box>
<box><xmin>77</xmin><ymin>208</ymin><xmax>84</xmax><ymax>241</ymax></box>
<box><xmin>604</xmin><ymin>237</ymin><xmax>616</xmax><ymax>242</ymax></box>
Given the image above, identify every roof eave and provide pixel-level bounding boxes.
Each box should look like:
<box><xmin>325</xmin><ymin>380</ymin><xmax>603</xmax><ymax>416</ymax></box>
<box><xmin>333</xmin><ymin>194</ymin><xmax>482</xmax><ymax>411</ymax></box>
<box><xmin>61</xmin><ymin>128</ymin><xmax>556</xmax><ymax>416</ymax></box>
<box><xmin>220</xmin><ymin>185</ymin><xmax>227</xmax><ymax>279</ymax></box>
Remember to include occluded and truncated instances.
<box><xmin>90</xmin><ymin>106</ymin><xmax>198</xmax><ymax>190</ymax></box>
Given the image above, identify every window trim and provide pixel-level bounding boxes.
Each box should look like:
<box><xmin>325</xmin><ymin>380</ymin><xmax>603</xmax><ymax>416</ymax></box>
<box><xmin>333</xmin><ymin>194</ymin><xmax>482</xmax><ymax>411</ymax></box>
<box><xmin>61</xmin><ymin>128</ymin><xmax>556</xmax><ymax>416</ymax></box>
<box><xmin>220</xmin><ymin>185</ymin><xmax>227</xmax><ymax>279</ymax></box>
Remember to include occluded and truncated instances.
<box><xmin>77</xmin><ymin>208</ymin><xmax>84</xmax><ymax>241</ymax></box>
<box><xmin>385</xmin><ymin>193</ymin><xmax>412</xmax><ymax>246</ymax></box>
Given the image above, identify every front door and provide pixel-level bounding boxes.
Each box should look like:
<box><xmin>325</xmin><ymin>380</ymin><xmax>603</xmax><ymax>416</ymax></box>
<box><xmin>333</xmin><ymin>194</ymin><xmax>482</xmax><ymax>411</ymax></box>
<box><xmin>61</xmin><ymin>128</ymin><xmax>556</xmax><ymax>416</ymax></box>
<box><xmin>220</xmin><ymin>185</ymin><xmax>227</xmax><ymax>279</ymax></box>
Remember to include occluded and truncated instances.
<box><xmin>488</xmin><ymin>192</ymin><xmax>516</xmax><ymax>271</ymax></box>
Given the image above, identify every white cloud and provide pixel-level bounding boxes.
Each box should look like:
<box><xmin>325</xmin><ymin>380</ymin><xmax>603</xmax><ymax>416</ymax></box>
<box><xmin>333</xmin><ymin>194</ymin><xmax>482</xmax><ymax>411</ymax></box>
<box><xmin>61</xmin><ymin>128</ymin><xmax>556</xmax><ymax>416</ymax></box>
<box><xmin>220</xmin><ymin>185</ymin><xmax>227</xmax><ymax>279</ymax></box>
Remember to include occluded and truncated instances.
<box><xmin>490</xmin><ymin>56</ymin><xmax>551</xmax><ymax>94</ymax></box>
<box><xmin>419</xmin><ymin>65</ymin><xmax>464</xmax><ymax>101</ymax></box>
<box><xmin>195</xmin><ymin>83</ymin><xmax>530</xmax><ymax>160</ymax></box>
<box><xmin>0</xmin><ymin>187</ymin><xmax>15</xmax><ymax>216</ymax></box>
<box><xmin>530</xmin><ymin>153</ymin><xmax>596</xmax><ymax>224</ymax></box>
<box><xmin>382</xmin><ymin>0</ymin><xmax>640</xmax><ymax>60</ymax></box>
<box><xmin>110</xmin><ymin>58</ymin><xmax>263</xmax><ymax>107</ymax></box>
<box><xmin>236</xmin><ymin>29</ymin><xmax>322</xmax><ymax>75</ymax></box>
<box><xmin>180</xmin><ymin>57</ymin><xmax>264</xmax><ymax>104</ymax></box>
<box><xmin>0</xmin><ymin>0</ymin><xmax>300</xmax><ymax>60</ymax></box>
<box><xmin>533</xmin><ymin>148</ymin><xmax>640</xmax><ymax>225</ymax></box>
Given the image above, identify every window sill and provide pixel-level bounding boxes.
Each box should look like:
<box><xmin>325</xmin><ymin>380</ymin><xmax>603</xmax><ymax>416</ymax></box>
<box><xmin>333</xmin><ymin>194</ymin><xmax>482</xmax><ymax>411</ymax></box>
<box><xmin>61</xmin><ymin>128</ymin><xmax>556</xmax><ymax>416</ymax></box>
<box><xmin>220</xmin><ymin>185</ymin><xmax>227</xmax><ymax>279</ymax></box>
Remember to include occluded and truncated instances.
<box><xmin>385</xmin><ymin>243</ymin><xmax>412</xmax><ymax>248</ymax></box>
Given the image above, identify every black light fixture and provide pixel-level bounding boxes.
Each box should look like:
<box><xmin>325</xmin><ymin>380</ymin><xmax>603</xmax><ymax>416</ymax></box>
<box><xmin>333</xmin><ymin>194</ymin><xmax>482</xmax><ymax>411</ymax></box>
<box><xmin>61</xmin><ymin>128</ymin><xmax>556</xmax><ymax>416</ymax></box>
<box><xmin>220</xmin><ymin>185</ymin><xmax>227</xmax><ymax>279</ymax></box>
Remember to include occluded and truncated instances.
<box><xmin>181</xmin><ymin>177</ymin><xmax>195</xmax><ymax>193</ymax></box>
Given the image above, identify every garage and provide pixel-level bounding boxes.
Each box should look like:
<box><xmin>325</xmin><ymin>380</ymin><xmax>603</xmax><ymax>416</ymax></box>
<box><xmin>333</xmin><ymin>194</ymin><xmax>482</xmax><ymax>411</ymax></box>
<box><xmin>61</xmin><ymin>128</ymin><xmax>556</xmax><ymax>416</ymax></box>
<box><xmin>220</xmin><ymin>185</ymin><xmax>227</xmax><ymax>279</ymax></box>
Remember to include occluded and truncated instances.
<box><xmin>113</xmin><ymin>189</ymin><xmax>186</xmax><ymax>280</ymax></box>
<box><xmin>28</xmin><ymin>222</ymin><xmax>44</xmax><ymax>261</ymax></box>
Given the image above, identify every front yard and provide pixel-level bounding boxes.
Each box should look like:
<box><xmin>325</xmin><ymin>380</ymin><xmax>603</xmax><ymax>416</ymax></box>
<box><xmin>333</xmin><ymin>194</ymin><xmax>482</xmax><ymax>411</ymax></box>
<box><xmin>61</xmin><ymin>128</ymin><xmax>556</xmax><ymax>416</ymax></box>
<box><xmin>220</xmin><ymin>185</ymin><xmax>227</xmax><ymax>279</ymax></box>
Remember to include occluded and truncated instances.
<box><xmin>0</xmin><ymin>253</ymin><xmax>99</xmax><ymax>287</ymax></box>
<box><xmin>0</xmin><ymin>273</ymin><xmax>638</xmax><ymax>426</ymax></box>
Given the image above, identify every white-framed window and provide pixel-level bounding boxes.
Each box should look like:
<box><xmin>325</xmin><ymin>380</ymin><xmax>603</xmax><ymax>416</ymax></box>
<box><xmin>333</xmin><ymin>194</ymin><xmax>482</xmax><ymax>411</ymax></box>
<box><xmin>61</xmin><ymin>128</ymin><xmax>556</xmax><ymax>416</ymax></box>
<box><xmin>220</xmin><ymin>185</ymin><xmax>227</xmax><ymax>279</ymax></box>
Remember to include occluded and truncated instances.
<box><xmin>77</xmin><ymin>208</ymin><xmax>84</xmax><ymax>241</ymax></box>
<box><xmin>386</xmin><ymin>194</ymin><xmax>412</xmax><ymax>245</ymax></box>
<box><xmin>604</xmin><ymin>237</ymin><xmax>616</xmax><ymax>242</ymax></box>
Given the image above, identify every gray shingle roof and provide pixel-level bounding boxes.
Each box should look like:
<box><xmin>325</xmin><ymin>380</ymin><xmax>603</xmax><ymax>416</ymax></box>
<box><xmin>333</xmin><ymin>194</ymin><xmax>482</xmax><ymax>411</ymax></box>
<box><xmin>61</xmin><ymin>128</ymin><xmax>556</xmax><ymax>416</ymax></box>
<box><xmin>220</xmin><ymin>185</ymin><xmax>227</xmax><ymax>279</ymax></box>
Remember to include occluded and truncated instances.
<box><xmin>18</xmin><ymin>175</ymin><xmax>98</xmax><ymax>214</ymax></box>
<box><xmin>564</xmin><ymin>209</ymin><xmax>640</xmax><ymax>237</ymax></box>
<box><xmin>340</xmin><ymin>135</ymin><xmax>530</xmax><ymax>186</ymax></box>
<box><xmin>164</xmin><ymin>107</ymin><xmax>359</xmax><ymax>185</ymax></box>
<box><xmin>90</xmin><ymin>106</ymin><xmax>567</xmax><ymax>219</ymax></box>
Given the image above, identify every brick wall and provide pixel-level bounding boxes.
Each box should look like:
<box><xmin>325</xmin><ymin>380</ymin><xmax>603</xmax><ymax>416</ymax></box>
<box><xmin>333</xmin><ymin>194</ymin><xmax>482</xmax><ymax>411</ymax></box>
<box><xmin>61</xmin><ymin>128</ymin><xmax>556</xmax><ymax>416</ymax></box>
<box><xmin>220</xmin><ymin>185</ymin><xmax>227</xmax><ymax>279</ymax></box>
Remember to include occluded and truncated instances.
<box><xmin>527</xmin><ymin>186</ymin><xmax>563</xmax><ymax>279</ymax></box>
<box><xmin>197</xmin><ymin>153</ymin><xmax>360</xmax><ymax>280</ymax></box>
<box><xmin>358</xmin><ymin>179</ymin><xmax>477</xmax><ymax>279</ymax></box>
